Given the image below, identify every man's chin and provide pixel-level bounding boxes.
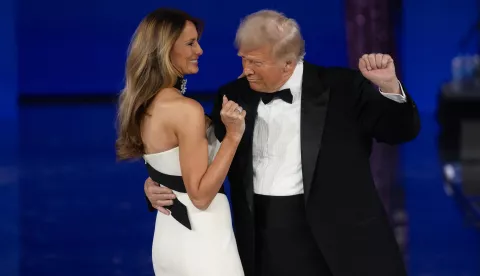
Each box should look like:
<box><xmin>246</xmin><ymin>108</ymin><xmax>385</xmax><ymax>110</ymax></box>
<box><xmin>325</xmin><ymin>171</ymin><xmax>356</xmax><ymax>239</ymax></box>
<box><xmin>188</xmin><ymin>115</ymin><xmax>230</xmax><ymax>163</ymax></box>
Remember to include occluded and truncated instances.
<box><xmin>248</xmin><ymin>82</ymin><xmax>262</xmax><ymax>91</ymax></box>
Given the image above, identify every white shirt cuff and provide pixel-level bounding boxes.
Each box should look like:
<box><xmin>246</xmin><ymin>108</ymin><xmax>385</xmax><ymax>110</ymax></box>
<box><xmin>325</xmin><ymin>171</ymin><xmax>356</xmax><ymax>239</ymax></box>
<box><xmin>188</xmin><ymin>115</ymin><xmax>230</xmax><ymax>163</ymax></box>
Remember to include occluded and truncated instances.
<box><xmin>379</xmin><ymin>81</ymin><xmax>407</xmax><ymax>103</ymax></box>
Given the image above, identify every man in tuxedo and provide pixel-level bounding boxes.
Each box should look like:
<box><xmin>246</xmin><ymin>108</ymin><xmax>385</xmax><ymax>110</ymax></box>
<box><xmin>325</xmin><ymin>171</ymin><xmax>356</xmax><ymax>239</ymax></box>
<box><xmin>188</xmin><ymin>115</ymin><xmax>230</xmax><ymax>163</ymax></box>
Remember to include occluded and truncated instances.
<box><xmin>144</xmin><ymin>9</ymin><xmax>419</xmax><ymax>276</ymax></box>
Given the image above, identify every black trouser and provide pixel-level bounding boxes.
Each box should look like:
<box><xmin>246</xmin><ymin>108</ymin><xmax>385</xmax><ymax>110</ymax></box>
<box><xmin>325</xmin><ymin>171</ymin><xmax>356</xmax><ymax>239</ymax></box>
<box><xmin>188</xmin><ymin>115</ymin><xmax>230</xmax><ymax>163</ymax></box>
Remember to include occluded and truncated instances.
<box><xmin>254</xmin><ymin>194</ymin><xmax>333</xmax><ymax>276</ymax></box>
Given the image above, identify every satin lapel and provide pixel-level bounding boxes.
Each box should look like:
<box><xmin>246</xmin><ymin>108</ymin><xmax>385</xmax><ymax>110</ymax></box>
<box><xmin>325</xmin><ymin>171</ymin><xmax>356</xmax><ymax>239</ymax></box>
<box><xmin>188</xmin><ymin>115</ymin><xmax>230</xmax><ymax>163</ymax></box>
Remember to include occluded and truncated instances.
<box><xmin>236</xmin><ymin>82</ymin><xmax>261</xmax><ymax>212</ymax></box>
<box><xmin>300</xmin><ymin>62</ymin><xmax>330</xmax><ymax>205</ymax></box>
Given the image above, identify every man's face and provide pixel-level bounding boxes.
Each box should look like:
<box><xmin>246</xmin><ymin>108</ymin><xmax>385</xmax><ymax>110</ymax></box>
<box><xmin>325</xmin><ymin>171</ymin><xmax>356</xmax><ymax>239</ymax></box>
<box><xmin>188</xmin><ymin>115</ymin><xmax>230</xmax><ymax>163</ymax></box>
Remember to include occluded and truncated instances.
<box><xmin>238</xmin><ymin>45</ymin><xmax>292</xmax><ymax>93</ymax></box>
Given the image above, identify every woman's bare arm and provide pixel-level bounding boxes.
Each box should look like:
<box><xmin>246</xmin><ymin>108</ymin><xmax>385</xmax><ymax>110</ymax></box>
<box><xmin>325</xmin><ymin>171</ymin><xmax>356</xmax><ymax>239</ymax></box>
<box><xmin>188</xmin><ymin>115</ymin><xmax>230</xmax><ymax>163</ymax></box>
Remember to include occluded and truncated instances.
<box><xmin>175</xmin><ymin>98</ymin><xmax>242</xmax><ymax>210</ymax></box>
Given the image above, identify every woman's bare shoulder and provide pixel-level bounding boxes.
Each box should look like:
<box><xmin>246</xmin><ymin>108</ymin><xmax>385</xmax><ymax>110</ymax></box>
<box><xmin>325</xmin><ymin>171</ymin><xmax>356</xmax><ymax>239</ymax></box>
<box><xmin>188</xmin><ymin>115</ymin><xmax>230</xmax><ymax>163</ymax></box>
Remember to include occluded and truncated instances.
<box><xmin>151</xmin><ymin>88</ymin><xmax>205</xmax><ymax>124</ymax></box>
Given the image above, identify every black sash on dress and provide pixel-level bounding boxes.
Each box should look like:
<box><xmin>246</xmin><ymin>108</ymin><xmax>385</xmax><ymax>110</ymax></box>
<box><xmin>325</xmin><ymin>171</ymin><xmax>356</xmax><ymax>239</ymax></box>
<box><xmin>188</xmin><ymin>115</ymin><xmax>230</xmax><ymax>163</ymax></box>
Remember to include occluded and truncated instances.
<box><xmin>145</xmin><ymin>162</ymin><xmax>192</xmax><ymax>230</ymax></box>
<box><xmin>145</xmin><ymin>162</ymin><xmax>225</xmax><ymax>230</ymax></box>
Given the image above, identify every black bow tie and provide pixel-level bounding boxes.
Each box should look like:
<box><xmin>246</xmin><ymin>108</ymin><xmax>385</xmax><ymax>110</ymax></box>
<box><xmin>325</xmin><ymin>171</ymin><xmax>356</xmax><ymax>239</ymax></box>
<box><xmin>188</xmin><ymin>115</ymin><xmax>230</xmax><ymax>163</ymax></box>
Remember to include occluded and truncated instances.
<box><xmin>259</xmin><ymin>88</ymin><xmax>293</xmax><ymax>104</ymax></box>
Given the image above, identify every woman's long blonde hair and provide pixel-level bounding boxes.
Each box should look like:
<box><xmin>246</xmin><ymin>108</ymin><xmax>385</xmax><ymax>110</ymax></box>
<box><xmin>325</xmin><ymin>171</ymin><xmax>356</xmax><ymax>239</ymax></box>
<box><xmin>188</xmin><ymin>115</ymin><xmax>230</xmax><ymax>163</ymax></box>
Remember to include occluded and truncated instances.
<box><xmin>115</xmin><ymin>8</ymin><xmax>203</xmax><ymax>160</ymax></box>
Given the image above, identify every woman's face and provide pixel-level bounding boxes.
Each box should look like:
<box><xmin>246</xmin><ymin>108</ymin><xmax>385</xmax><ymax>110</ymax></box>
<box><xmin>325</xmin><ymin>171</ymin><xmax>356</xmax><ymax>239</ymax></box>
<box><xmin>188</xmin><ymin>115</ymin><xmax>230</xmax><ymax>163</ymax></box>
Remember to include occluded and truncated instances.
<box><xmin>170</xmin><ymin>20</ymin><xmax>203</xmax><ymax>75</ymax></box>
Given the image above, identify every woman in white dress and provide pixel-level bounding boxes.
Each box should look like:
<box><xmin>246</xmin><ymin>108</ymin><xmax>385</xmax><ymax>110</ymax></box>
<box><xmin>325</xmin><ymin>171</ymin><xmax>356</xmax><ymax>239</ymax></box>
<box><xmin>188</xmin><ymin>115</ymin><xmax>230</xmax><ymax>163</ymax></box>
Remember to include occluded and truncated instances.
<box><xmin>115</xmin><ymin>8</ymin><xmax>246</xmax><ymax>276</ymax></box>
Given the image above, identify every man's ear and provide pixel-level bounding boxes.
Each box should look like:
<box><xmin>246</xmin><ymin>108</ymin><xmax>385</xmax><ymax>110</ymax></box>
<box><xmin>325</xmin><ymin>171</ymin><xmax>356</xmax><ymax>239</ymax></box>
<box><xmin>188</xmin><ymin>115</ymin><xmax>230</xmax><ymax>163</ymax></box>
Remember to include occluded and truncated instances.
<box><xmin>284</xmin><ymin>59</ymin><xmax>294</xmax><ymax>72</ymax></box>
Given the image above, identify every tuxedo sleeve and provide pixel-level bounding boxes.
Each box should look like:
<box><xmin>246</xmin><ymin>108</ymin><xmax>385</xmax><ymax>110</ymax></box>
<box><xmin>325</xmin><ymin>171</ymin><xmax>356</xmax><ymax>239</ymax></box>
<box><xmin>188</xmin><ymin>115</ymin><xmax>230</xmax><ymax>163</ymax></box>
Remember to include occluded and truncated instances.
<box><xmin>379</xmin><ymin>81</ymin><xmax>407</xmax><ymax>102</ymax></box>
<box><xmin>353</xmin><ymin>71</ymin><xmax>420</xmax><ymax>145</ymax></box>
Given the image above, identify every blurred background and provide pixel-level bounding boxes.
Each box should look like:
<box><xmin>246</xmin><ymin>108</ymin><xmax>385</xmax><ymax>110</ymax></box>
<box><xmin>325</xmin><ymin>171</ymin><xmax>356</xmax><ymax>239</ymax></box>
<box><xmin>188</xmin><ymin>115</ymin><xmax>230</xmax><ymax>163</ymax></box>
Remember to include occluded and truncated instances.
<box><xmin>1</xmin><ymin>0</ymin><xmax>480</xmax><ymax>275</ymax></box>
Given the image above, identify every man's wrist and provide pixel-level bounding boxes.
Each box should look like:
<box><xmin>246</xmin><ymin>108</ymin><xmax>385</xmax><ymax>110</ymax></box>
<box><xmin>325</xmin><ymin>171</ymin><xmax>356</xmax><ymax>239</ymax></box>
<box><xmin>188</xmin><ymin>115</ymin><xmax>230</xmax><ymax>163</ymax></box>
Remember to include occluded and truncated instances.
<box><xmin>379</xmin><ymin>79</ymin><xmax>401</xmax><ymax>94</ymax></box>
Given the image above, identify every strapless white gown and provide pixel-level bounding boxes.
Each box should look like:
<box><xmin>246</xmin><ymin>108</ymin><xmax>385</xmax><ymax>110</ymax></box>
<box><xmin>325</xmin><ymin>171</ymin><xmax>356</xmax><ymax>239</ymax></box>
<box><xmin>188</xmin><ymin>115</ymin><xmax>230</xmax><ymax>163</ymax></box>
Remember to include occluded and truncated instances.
<box><xmin>143</xmin><ymin>126</ymin><xmax>244</xmax><ymax>276</ymax></box>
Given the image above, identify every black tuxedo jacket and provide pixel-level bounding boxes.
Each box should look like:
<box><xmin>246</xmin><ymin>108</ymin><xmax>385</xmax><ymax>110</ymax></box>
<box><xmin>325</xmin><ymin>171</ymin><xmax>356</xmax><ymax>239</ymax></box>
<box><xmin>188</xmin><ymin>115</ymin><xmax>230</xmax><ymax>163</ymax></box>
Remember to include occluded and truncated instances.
<box><xmin>209</xmin><ymin>61</ymin><xmax>420</xmax><ymax>276</ymax></box>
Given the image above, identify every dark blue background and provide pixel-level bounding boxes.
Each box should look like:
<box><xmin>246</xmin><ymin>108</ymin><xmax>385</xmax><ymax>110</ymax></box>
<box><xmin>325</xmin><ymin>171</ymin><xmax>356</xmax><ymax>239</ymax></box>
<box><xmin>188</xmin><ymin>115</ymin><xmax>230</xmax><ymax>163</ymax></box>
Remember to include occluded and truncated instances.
<box><xmin>400</xmin><ymin>0</ymin><xmax>479</xmax><ymax>112</ymax></box>
<box><xmin>4</xmin><ymin>0</ymin><xmax>475</xmax><ymax>113</ymax></box>
<box><xmin>16</xmin><ymin>1</ymin><xmax>347</xmax><ymax>95</ymax></box>
<box><xmin>2</xmin><ymin>1</ymin><xmax>480</xmax><ymax>275</ymax></box>
<box><xmin>1</xmin><ymin>0</ymin><xmax>17</xmax><ymax>120</ymax></box>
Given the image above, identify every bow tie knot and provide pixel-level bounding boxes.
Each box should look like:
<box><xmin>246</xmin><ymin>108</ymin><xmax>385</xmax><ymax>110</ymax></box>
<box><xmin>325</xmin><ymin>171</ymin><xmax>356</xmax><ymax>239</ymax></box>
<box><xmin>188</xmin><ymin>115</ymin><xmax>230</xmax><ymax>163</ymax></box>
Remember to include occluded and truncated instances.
<box><xmin>259</xmin><ymin>88</ymin><xmax>293</xmax><ymax>104</ymax></box>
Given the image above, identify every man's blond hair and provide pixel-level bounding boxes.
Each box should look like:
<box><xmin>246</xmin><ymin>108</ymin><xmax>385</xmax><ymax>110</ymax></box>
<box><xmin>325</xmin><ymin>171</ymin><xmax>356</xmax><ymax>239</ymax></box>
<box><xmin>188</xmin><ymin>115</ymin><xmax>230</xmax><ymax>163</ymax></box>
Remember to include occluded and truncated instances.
<box><xmin>235</xmin><ymin>10</ymin><xmax>305</xmax><ymax>63</ymax></box>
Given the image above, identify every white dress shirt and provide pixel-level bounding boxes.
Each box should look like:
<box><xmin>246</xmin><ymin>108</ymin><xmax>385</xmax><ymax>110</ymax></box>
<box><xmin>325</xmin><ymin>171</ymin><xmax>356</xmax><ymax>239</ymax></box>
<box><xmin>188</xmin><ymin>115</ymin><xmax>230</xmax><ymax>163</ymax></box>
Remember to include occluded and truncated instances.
<box><xmin>252</xmin><ymin>61</ymin><xmax>407</xmax><ymax>196</ymax></box>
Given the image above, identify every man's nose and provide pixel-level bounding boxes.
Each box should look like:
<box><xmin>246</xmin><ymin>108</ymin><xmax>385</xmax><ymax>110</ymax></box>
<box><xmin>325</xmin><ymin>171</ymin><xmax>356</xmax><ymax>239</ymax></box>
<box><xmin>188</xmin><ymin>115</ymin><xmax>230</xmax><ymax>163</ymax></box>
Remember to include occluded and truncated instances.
<box><xmin>243</xmin><ymin>67</ymin><xmax>254</xmax><ymax>76</ymax></box>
